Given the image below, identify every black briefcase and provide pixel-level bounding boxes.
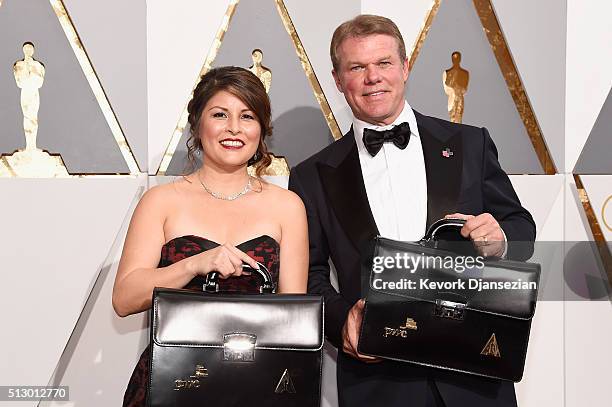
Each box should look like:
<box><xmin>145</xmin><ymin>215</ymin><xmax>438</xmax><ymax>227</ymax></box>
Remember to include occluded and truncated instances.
<box><xmin>358</xmin><ymin>219</ymin><xmax>540</xmax><ymax>382</ymax></box>
<box><xmin>148</xmin><ymin>264</ymin><xmax>324</xmax><ymax>406</ymax></box>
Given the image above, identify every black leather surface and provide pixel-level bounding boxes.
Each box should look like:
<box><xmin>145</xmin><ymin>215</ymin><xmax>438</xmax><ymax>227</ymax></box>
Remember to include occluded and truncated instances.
<box><xmin>150</xmin><ymin>347</ymin><xmax>321</xmax><ymax>407</ymax></box>
<box><xmin>153</xmin><ymin>289</ymin><xmax>323</xmax><ymax>348</ymax></box>
<box><xmin>149</xmin><ymin>289</ymin><xmax>324</xmax><ymax>406</ymax></box>
<box><xmin>371</xmin><ymin>237</ymin><xmax>540</xmax><ymax>319</ymax></box>
<box><xmin>359</xmin><ymin>236</ymin><xmax>540</xmax><ymax>382</ymax></box>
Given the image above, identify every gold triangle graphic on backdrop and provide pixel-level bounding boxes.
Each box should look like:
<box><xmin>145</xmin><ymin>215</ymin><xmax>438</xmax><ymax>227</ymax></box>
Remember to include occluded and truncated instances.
<box><xmin>408</xmin><ymin>0</ymin><xmax>555</xmax><ymax>174</ymax></box>
<box><xmin>155</xmin><ymin>0</ymin><xmax>341</xmax><ymax>176</ymax></box>
<box><xmin>573</xmin><ymin>175</ymin><xmax>612</xmax><ymax>287</ymax></box>
<box><xmin>0</xmin><ymin>0</ymin><xmax>140</xmax><ymax>177</ymax></box>
<box><xmin>480</xmin><ymin>333</ymin><xmax>501</xmax><ymax>357</ymax></box>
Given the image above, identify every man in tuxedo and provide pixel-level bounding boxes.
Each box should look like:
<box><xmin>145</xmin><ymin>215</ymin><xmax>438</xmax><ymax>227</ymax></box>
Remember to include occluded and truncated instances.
<box><xmin>288</xmin><ymin>14</ymin><xmax>535</xmax><ymax>407</ymax></box>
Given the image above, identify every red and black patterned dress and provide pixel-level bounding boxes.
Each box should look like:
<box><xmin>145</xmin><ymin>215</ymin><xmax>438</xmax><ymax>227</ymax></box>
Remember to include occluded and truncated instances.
<box><xmin>122</xmin><ymin>235</ymin><xmax>280</xmax><ymax>407</ymax></box>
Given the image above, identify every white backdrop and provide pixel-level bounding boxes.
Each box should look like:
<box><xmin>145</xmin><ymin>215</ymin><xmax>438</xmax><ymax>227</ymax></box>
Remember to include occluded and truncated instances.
<box><xmin>0</xmin><ymin>1</ymin><xmax>610</xmax><ymax>406</ymax></box>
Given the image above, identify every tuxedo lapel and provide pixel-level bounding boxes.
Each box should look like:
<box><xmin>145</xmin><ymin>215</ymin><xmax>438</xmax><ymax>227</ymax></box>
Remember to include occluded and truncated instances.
<box><xmin>315</xmin><ymin>114</ymin><xmax>462</xmax><ymax>247</ymax></box>
<box><xmin>317</xmin><ymin>129</ymin><xmax>378</xmax><ymax>252</ymax></box>
<box><xmin>415</xmin><ymin>111</ymin><xmax>463</xmax><ymax>228</ymax></box>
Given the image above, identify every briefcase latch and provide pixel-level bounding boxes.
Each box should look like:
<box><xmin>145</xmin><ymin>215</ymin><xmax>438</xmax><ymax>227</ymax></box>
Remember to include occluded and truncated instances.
<box><xmin>223</xmin><ymin>333</ymin><xmax>256</xmax><ymax>362</ymax></box>
<box><xmin>434</xmin><ymin>299</ymin><xmax>466</xmax><ymax>320</ymax></box>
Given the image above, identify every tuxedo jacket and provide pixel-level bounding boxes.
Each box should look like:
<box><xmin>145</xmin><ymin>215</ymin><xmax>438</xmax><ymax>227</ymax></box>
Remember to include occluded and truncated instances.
<box><xmin>288</xmin><ymin>111</ymin><xmax>535</xmax><ymax>406</ymax></box>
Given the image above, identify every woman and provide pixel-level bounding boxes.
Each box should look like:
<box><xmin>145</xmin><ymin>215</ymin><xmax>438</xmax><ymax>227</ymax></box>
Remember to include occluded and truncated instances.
<box><xmin>112</xmin><ymin>66</ymin><xmax>308</xmax><ymax>406</ymax></box>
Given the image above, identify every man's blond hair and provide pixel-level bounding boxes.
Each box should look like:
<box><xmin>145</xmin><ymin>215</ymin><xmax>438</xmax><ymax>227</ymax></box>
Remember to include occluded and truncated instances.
<box><xmin>330</xmin><ymin>14</ymin><xmax>407</xmax><ymax>71</ymax></box>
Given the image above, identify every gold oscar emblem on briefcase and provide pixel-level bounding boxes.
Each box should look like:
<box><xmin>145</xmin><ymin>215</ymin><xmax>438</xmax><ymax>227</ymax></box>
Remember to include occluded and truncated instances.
<box><xmin>173</xmin><ymin>364</ymin><xmax>209</xmax><ymax>391</ymax></box>
<box><xmin>383</xmin><ymin>317</ymin><xmax>418</xmax><ymax>338</ymax></box>
<box><xmin>274</xmin><ymin>368</ymin><xmax>296</xmax><ymax>394</ymax></box>
<box><xmin>480</xmin><ymin>333</ymin><xmax>501</xmax><ymax>358</ymax></box>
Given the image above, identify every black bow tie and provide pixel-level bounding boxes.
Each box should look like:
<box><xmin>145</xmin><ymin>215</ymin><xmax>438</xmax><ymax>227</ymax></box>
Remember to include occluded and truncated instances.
<box><xmin>362</xmin><ymin>122</ymin><xmax>411</xmax><ymax>157</ymax></box>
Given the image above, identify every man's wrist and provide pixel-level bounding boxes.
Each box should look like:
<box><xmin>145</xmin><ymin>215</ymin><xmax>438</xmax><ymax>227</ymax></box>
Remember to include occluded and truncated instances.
<box><xmin>499</xmin><ymin>227</ymin><xmax>508</xmax><ymax>259</ymax></box>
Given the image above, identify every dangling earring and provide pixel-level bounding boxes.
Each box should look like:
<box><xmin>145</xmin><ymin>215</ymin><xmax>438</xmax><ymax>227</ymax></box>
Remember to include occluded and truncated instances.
<box><xmin>248</xmin><ymin>151</ymin><xmax>261</xmax><ymax>166</ymax></box>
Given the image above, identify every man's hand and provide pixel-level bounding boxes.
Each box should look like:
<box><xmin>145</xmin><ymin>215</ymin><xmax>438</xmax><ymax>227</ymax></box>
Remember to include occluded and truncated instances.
<box><xmin>342</xmin><ymin>299</ymin><xmax>381</xmax><ymax>363</ymax></box>
<box><xmin>445</xmin><ymin>213</ymin><xmax>505</xmax><ymax>257</ymax></box>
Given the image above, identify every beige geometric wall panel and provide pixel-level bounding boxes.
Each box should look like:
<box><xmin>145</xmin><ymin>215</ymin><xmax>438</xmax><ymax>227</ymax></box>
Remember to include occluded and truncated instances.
<box><xmin>40</xmin><ymin>186</ymin><xmax>147</xmax><ymax>407</ymax></box>
<box><xmin>515</xmin><ymin>302</ymin><xmax>564</xmax><ymax>407</ymax></box>
<box><xmin>63</xmin><ymin>0</ymin><xmax>148</xmax><ymax>170</ymax></box>
<box><xmin>510</xmin><ymin>176</ymin><xmax>565</xmax><ymax>307</ymax></box>
<box><xmin>0</xmin><ymin>0</ymin><xmax>139</xmax><ymax>176</ymax></box>
<box><xmin>509</xmin><ymin>175</ymin><xmax>565</xmax><ymax>241</ymax></box>
<box><xmin>579</xmin><ymin>176</ymin><xmax>612</xmax><ymax>244</ymax></box>
<box><xmin>285</xmin><ymin>0</ymin><xmax>359</xmax><ymax>134</ymax></box>
<box><xmin>406</xmin><ymin>0</ymin><xmax>555</xmax><ymax>174</ymax></box>
<box><xmin>0</xmin><ymin>177</ymin><xmax>144</xmax><ymax>398</ymax></box>
<box><xmin>573</xmin><ymin>87</ymin><xmax>612</xmax><ymax>174</ymax></box>
<box><xmin>158</xmin><ymin>0</ymin><xmax>341</xmax><ymax>176</ymax></box>
<box><xmin>564</xmin><ymin>302</ymin><xmax>612</xmax><ymax>407</ymax></box>
<box><xmin>566</xmin><ymin>176</ymin><xmax>595</xmax><ymax>242</ymax></box>
<box><xmin>362</xmin><ymin>0</ymin><xmax>434</xmax><ymax>58</ymax></box>
<box><xmin>535</xmin><ymin>182</ymin><xmax>565</xmax><ymax>242</ymax></box>
<box><xmin>147</xmin><ymin>0</ymin><xmax>231</xmax><ymax>173</ymax></box>
<box><xmin>565</xmin><ymin>177</ymin><xmax>610</xmax><ymax>301</ymax></box>
<box><xmin>154</xmin><ymin>0</ymin><xmax>239</xmax><ymax>176</ymax></box>
<box><xmin>574</xmin><ymin>175</ymin><xmax>612</xmax><ymax>284</ymax></box>
<box><xmin>491</xmin><ymin>0</ymin><xmax>566</xmax><ymax>173</ymax></box>
<box><xmin>565</xmin><ymin>0</ymin><xmax>612</xmax><ymax>172</ymax></box>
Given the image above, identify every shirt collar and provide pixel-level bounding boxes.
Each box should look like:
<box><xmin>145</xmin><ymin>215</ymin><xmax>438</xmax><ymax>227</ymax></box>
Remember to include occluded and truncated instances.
<box><xmin>353</xmin><ymin>101</ymin><xmax>419</xmax><ymax>155</ymax></box>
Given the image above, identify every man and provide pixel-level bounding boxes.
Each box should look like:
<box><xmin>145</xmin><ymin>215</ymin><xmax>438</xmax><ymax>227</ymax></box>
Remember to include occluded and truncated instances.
<box><xmin>288</xmin><ymin>14</ymin><xmax>536</xmax><ymax>407</ymax></box>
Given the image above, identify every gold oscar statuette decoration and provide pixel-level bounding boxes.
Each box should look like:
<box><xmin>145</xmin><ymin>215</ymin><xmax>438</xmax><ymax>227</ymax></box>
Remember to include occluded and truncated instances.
<box><xmin>443</xmin><ymin>51</ymin><xmax>469</xmax><ymax>123</ymax></box>
<box><xmin>410</xmin><ymin>0</ymin><xmax>555</xmax><ymax>173</ymax></box>
<box><xmin>246</xmin><ymin>48</ymin><xmax>289</xmax><ymax>177</ymax></box>
<box><xmin>1</xmin><ymin>42</ymin><xmax>69</xmax><ymax>177</ymax></box>
<box><xmin>157</xmin><ymin>0</ymin><xmax>340</xmax><ymax>176</ymax></box>
<box><xmin>248</xmin><ymin>49</ymin><xmax>272</xmax><ymax>93</ymax></box>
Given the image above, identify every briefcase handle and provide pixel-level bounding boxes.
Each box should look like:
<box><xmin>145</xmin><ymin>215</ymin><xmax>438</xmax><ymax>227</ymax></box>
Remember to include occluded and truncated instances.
<box><xmin>204</xmin><ymin>261</ymin><xmax>276</xmax><ymax>294</ymax></box>
<box><xmin>421</xmin><ymin>218</ymin><xmax>466</xmax><ymax>243</ymax></box>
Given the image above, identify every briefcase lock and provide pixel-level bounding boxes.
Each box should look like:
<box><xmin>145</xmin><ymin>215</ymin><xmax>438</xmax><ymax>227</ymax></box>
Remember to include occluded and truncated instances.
<box><xmin>434</xmin><ymin>299</ymin><xmax>466</xmax><ymax>320</ymax></box>
<box><xmin>223</xmin><ymin>333</ymin><xmax>256</xmax><ymax>362</ymax></box>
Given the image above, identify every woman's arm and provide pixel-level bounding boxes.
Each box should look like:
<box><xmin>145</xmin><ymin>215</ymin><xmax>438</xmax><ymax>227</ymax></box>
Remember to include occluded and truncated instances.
<box><xmin>111</xmin><ymin>186</ymin><xmax>195</xmax><ymax>317</ymax></box>
<box><xmin>112</xmin><ymin>185</ymin><xmax>258</xmax><ymax>317</ymax></box>
<box><xmin>277</xmin><ymin>189</ymin><xmax>309</xmax><ymax>294</ymax></box>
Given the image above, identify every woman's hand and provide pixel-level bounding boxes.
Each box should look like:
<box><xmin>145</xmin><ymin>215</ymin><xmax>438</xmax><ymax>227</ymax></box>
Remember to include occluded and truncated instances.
<box><xmin>187</xmin><ymin>243</ymin><xmax>260</xmax><ymax>279</ymax></box>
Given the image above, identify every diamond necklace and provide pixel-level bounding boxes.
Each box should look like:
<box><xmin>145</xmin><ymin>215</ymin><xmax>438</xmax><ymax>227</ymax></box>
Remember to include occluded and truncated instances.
<box><xmin>197</xmin><ymin>171</ymin><xmax>252</xmax><ymax>201</ymax></box>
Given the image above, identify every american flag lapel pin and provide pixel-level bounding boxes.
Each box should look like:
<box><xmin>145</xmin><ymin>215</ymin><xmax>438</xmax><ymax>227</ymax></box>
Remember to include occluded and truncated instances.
<box><xmin>442</xmin><ymin>147</ymin><xmax>454</xmax><ymax>158</ymax></box>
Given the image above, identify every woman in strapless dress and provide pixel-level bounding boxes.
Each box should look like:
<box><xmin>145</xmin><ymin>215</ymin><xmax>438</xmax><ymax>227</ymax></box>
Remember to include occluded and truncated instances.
<box><xmin>112</xmin><ymin>67</ymin><xmax>309</xmax><ymax>407</ymax></box>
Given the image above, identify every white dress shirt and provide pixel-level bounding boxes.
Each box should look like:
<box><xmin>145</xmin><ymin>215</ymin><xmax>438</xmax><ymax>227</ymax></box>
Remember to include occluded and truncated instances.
<box><xmin>353</xmin><ymin>101</ymin><xmax>427</xmax><ymax>241</ymax></box>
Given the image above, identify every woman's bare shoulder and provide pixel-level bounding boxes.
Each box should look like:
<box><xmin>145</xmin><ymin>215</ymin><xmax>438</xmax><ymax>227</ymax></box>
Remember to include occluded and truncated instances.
<box><xmin>139</xmin><ymin>176</ymin><xmax>195</xmax><ymax>211</ymax></box>
<box><xmin>260</xmin><ymin>180</ymin><xmax>305</xmax><ymax>214</ymax></box>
